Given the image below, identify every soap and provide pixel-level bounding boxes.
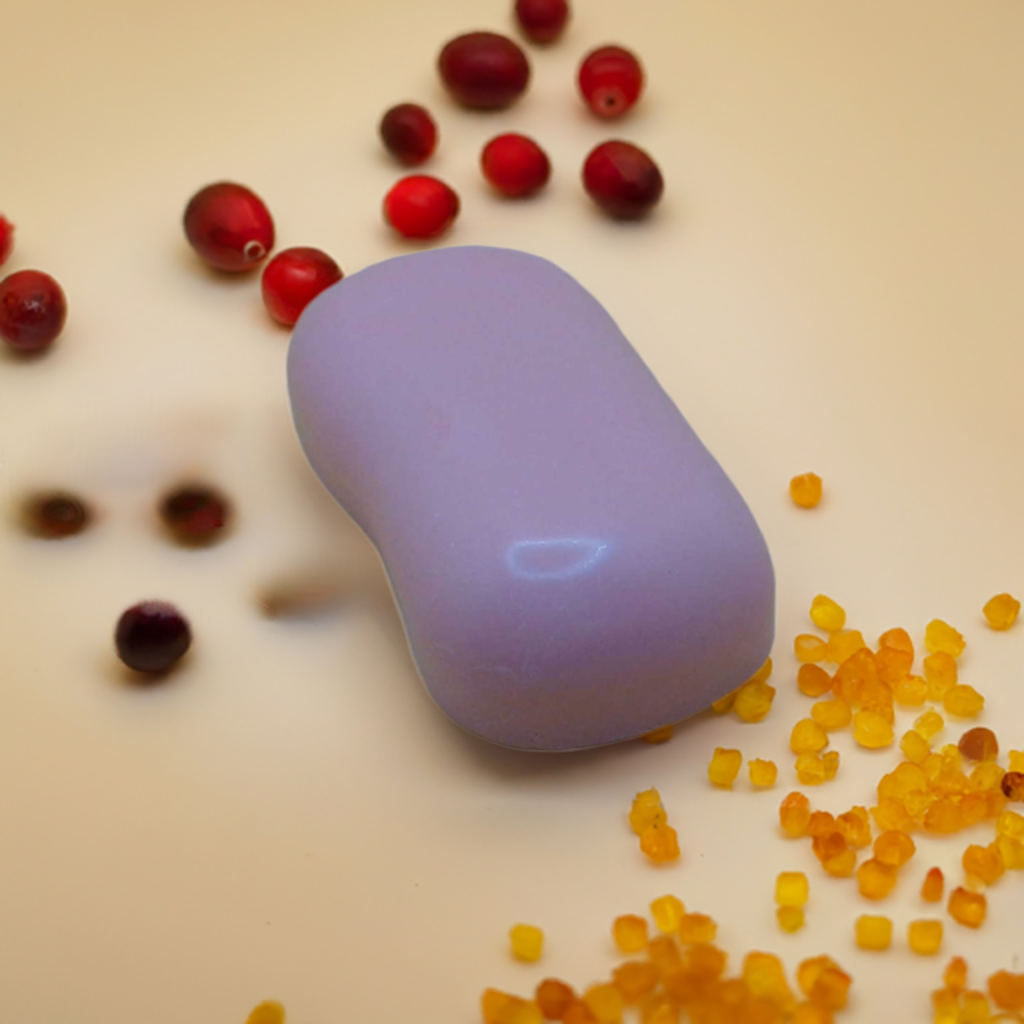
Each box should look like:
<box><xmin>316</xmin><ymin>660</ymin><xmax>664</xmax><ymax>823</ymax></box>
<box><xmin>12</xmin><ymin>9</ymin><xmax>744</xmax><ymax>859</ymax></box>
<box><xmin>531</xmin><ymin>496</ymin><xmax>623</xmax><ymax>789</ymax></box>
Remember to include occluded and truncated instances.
<box><xmin>287</xmin><ymin>246</ymin><xmax>774</xmax><ymax>751</ymax></box>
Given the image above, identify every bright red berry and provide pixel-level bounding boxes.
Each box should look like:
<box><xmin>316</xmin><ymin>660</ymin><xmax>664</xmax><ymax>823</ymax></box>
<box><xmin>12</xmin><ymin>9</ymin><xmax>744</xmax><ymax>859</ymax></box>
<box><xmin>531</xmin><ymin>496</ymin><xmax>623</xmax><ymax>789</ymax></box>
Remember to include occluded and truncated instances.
<box><xmin>261</xmin><ymin>247</ymin><xmax>343</xmax><ymax>326</ymax></box>
<box><xmin>0</xmin><ymin>215</ymin><xmax>14</xmax><ymax>266</ymax></box>
<box><xmin>379</xmin><ymin>103</ymin><xmax>439</xmax><ymax>166</ymax></box>
<box><xmin>578</xmin><ymin>45</ymin><xmax>644</xmax><ymax>119</ymax></box>
<box><xmin>22</xmin><ymin>491</ymin><xmax>91</xmax><ymax>538</ymax></box>
<box><xmin>159</xmin><ymin>484</ymin><xmax>231</xmax><ymax>545</ymax></box>
<box><xmin>481</xmin><ymin>134</ymin><xmax>551</xmax><ymax>197</ymax></box>
<box><xmin>582</xmin><ymin>141</ymin><xmax>663</xmax><ymax>218</ymax></box>
<box><xmin>514</xmin><ymin>0</ymin><xmax>570</xmax><ymax>43</ymax></box>
<box><xmin>383</xmin><ymin>176</ymin><xmax>460</xmax><ymax>239</ymax></box>
<box><xmin>438</xmin><ymin>32</ymin><xmax>530</xmax><ymax>109</ymax></box>
<box><xmin>0</xmin><ymin>270</ymin><xmax>67</xmax><ymax>353</ymax></box>
<box><xmin>183</xmin><ymin>182</ymin><xmax>275</xmax><ymax>272</ymax></box>
<box><xmin>115</xmin><ymin>601</ymin><xmax>192</xmax><ymax>675</ymax></box>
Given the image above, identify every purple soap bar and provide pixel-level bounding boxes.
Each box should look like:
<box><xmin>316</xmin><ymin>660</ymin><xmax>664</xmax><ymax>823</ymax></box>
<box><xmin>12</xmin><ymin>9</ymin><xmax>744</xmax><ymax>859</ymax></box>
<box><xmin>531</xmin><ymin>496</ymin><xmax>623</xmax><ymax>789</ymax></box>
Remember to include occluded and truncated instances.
<box><xmin>288</xmin><ymin>246</ymin><xmax>774</xmax><ymax>751</ymax></box>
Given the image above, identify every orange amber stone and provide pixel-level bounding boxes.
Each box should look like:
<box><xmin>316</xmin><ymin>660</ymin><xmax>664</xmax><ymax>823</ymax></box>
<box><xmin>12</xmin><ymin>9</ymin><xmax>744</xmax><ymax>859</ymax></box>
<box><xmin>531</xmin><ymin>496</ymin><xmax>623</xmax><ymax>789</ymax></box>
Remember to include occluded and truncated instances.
<box><xmin>988</xmin><ymin>970</ymin><xmax>1024</xmax><ymax>1011</ymax></box>
<box><xmin>943</xmin><ymin>955</ymin><xmax>968</xmax><ymax>991</ymax></box>
<box><xmin>907</xmin><ymin>919</ymin><xmax>943</xmax><ymax>955</ymax></box>
<box><xmin>855</xmin><ymin>914</ymin><xmax>892</xmax><ymax>950</ymax></box>
<box><xmin>810</xmin><ymin>595</ymin><xmax>846</xmax><ymax>632</ymax></box>
<box><xmin>536</xmin><ymin>979</ymin><xmax>576</xmax><ymax>1020</ymax></box>
<box><xmin>612</xmin><ymin>914</ymin><xmax>648</xmax><ymax>953</ymax></box>
<box><xmin>797</xmin><ymin>663</ymin><xmax>833</xmax><ymax>697</ymax></box>
<box><xmin>943</xmin><ymin>684</ymin><xmax>985</xmax><ymax>718</ymax></box>
<box><xmin>611</xmin><ymin>961</ymin><xmax>658</xmax><ymax>1003</ymax></box>
<box><xmin>812</xmin><ymin>831</ymin><xmax>847</xmax><ymax>863</ymax></box>
<box><xmin>948</xmin><ymin>886</ymin><xmax>987</xmax><ymax>928</ymax></box>
<box><xmin>743</xmin><ymin>951</ymin><xmax>796</xmax><ymax>1008</ymax></box>
<box><xmin>900</xmin><ymin>729</ymin><xmax>931</xmax><ymax>763</ymax></box>
<box><xmin>921</xmin><ymin>866</ymin><xmax>945</xmax><ymax>902</ymax></box>
<box><xmin>871</xmin><ymin>796</ymin><xmax>915</xmax><ymax>833</ymax></box>
<box><xmin>707</xmin><ymin>747</ymin><xmax>743</xmax><ymax>788</ymax></box>
<box><xmin>836</xmin><ymin>808</ymin><xmax>872</xmax><ymax>848</ymax></box>
<box><xmin>874</xmin><ymin>829</ymin><xmax>916</xmax><ymax>867</ymax></box>
<box><xmin>857</xmin><ymin>858</ymin><xmax>898</xmax><ymax>899</ymax></box>
<box><xmin>876</xmin><ymin>645</ymin><xmax>912</xmax><ymax>685</ymax></box>
<box><xmin>629</xmin><ymin>788</ymin><xmax>666</xmax><ymax>835</ymax></box>
<box><xmin>677</xmin><ymin>913</ymin><xmax>717</xmax><ymax>944</ymax></box>
<box><xmin>806</xmin><ymin>810</ymin><xmax>837</xmax><ymax>837</ymax></box>
<box><xmin>822</xmin><ymin>750</ymin><xmax>840</xmax><ymax>781</ymax></box>
<box><xmin>733</xmin><ymin>678</ymin><xmax>777</xmax><ymax>723</ymax></box>
<box><xmin>510</xmin><ymin>924</ymin><xmax>544</xmax><ymax>962</ymax></box>
<box><xmin>645</xmin><ymin>935</ymin><xmax>682</xmax><ymax>976</ymax></box>
<box><xmin>923</xmin><ymin>651</ymin><xmax>958</xmax><ymax>695</ymax></box>
<box><xmin>780</xmin><ymin>792</ymin><xmax>812</xmax><ymax>836</ymax></box>
<box><xmin>749</xmin><ymin>758</ymin><xmax>778</xmax><ymax>788</ymax></box>
<box><xmin>790</xmin><ymin>472</ymin><xmax>823</xmax><ymax>508</ymax></box>
<box><xmin>924</xmin><ymin>797</ymin><xmax>965</xmax><ymax>834</ymax></box>
<box><xmin>925</xmin><ymin>619</ymin><xmax>966</xmax><ymax>658</ymax></box>
<box><xmin>879</xmin><ymin>626</ymin><xmax>914</xmax><ymax>653</ymax></box>
<box><xmin>822</xmin><ymin>848</ymin><xmax>857</xmax><ymax>877</ymax></box>
<box><xmin>562</xmin><ymin>999</ymin><xmax>598</xmax><ymax>1024</ymax></box>
<box><xmin>829</xmin><ymin>638</ymin><xmax>872</xmax><ymax>682</ymax></box>
<box><xmin>650</xmin><ymin>895</ymin><xmax>685</xmax><ymax>933</ymax></box>
<box><xmin>808</xmin><ymin>966</ymin><xmax>851</xmax><ymax>1011</ymax></box>
<box><xmin>777</xmin><ymin>905</ymin><xmax>805</xmax><ymax>933</ymax></box>
<box><xmin>639</xmin><ymin>822</ymin><xmax>680</xmax><ymax>863</ymax></box>
<box><xmin>958</xmin><ymin>727</ymin><xmax>998</xmax><ymax>762</ymax></box>
<box><xmin>776</xmin><ymin>871</ymin><xmax>809</xmax><ymax>906</ymax></box>
<box><xmin>962</xmin><ymin>843</ymin><xmax>1005</xmax><ymax>885</ymax></box>
<box><xmin>794</xmin><ymin>633</ymin><xmax>828</xmax><ymax>663</ymax></box>
<box><xmin>581</xmin><ymin>983</ymin><xmax>623</xmax><ymax>1024</ymax></box>
<box><xmin>811</xmin><ymin>699</ymin><xmax>852</xmax><ymax>731</ymax></box>
<box><xmin>893</xmin><ymin>675</ymin><xmax>929</xmax><ymax>707</ymax></box>
<box><xmin>795</xmin><ymin>752</ymin><xmax>828</xmax><ymax>785</ymax></box>
<box><xmin>710</xmin><ymin>689</ymin><xmax>737</xmax><ymax>714</ymax></box>
<box><xmin>790</xmin><ymin>718</ymin><xmax>829</xmax><ymax>754</ymax></box>
<box><xmin>853</xmin><ymin>710</ymin><xmax>894</xmax><ymax>749</ymax></box>
<box><xmin>982</xmin><ymin>593</ymin><xmax>1020</xmax><ymax>631</ymax></box>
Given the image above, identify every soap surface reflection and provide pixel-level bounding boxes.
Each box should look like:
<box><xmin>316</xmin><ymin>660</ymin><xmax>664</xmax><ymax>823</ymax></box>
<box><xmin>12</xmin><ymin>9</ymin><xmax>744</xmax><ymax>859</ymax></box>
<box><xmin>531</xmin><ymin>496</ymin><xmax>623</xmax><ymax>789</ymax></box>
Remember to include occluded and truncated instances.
<box><xmin>288</xmin><ymin>246</ymin><xmax>774</xmax><ymax>750</ymax></box>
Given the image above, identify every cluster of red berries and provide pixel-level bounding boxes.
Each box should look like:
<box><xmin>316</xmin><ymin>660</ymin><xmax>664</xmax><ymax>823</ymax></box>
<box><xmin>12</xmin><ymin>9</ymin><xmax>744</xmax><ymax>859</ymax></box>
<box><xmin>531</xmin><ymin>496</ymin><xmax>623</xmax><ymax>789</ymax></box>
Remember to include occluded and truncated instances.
<box><xmin>0</xmin><ymin>215</ymin><xmax>69</xmax><ymax>356</ymax></box>
<box><xmin>379</xmin><ymin>6</ymin><xmax>663</xmax><ymax>239</ymax></box>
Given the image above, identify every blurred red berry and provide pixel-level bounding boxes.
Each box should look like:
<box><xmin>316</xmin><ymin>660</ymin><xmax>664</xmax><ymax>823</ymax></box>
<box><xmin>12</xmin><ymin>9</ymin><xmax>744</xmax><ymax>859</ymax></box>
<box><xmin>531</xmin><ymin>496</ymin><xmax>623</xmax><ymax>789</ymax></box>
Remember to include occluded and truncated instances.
<box><xmin>514</xmin><ymin>0</ymin><xmax>570</xmax><ymax>43</ymax></box>
<box><xmin>383</xmin><ymin>176</ymin><xmax>460</xmax><ymax>239</ymax></box>
<box><xmin>481</xmin><ymin>134</ymin><xmax>551</xmax><ymax>197</ymax></box>
<box><xmin>183</xmin><ymin>182</ymin><xmax>275</xmax><ymax>272</ymax></box>
<box><xmin>578</xmin><ymin>45</ymin><xmax>644</xmax><ymax>119</ymax></box>
<box><xmin>0</xmin><ymin>215</ymin><xmax>14</xmax><ymax>266</ymax></box>
<box><xmin>261</xmin><ymin>247</ymin><xmax>343</xmax><ymax>326</ymax></box>
<box><xmin>582</xmin><ymin>141</ymin><xmax>663</xmax><ymax>218</ymax></box>
<box><xmin>438</xmin><ymin>32</ymin><xmax>530</xmax><ymax>109</ymax></box>
<box><xmin>379</xmin><ymin>103</ymin><xmax>439</xmax><ymax>166</ymax></box>
<box><xmin>0</xmin><ymin>269</ymin><xmax>67</xmax><ymax>353</ymax></box>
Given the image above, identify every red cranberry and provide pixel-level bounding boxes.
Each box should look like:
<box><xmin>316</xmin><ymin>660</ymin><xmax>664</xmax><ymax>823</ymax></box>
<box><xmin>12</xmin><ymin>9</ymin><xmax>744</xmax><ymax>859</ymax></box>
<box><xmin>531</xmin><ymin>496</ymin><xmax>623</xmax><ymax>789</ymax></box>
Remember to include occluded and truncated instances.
<box><xmin>582</xmin><ymin>141</ymin><xmax>663</xmax><ymax>218</ymax></box>
<box><xmin>383</xmin><ymin>176</ymin><xmax>460</xmax><ymax>239</ymax></box>
<box><xmin>578</xmin><ymin>45</ymin><xmax>644</xmax><ymax>119</ymax></box>
<box><xmin>0</xmin><ymin>215</ymin><xmax>14</xmax><ymax>267</ymax></box>
<box><xmin>0</xmin><ymin>270</ymin><xmax>67</xmax><ymax>353</ymax></box>
<box><xmin>481</xmin><ymin>134</ymin><xmax>551</xmax><ymax>197</ymax></box>
<box><xmin>438</xmin><ymin>32</ymin><xmax>530</xmax><ymax>110</ymax></box>
<box><xmin>514</xmin><ymin>0</ymin><xmax>570</xmax><ymax>43</ymax></box>
<box><xmin>261</xmin><ymin>247</ymin><xmax>343</xmax><ymax>326</ymax></box>
<box><xmin>159</xmin><ymin>484</ymin><xmax>231</xmax><ymax>545</ymax></box>
<box><xmin>115</xmin><ymin>601</ymin><xmax>192</xmax><ymax>675</ymax></box>
<box><xmin>183</xmin><ymin>182</ymin><xmax>275</xmax><ymax>272</ymax></box>
<box><xmin>23</xmin><ymin>491</ymin><xmax>91</xmax><ymax>538</ymax></box>
<box><xmin>379</xmin><ymin>103</ymin><xmax>439</xmax><ymax>166</ymax></box>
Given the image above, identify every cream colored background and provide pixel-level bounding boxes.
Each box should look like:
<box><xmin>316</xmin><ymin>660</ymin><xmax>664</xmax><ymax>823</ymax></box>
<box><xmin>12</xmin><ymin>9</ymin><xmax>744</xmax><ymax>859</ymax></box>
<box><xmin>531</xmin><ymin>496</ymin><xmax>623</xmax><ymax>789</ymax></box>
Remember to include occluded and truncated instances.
<box><xmin>2</xmin><ymin>1</ymin><xmax>1023</xmax><ymax>1021</ymax></box>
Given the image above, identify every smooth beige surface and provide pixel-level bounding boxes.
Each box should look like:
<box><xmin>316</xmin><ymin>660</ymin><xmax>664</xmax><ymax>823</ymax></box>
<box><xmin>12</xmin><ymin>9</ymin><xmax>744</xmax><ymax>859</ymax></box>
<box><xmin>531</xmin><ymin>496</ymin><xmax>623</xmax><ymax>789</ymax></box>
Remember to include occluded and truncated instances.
<box><xmin>2</xmin><ymin>1</ymin><xmax>1023</xmax><ymax>1021</ymax></box>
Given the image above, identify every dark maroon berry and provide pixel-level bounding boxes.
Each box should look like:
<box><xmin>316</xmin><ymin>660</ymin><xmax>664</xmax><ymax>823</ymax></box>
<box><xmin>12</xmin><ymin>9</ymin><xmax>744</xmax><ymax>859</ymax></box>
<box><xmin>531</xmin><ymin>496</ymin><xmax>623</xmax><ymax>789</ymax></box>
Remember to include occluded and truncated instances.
<box><xmin>261</xmin><ymin>247</ymin><xmax>343</xmax><ymax>326</ymax></box>
<box><xmin>159</xmin><ymin>485</ymin><xmax>231</xmax><ymax>545</ymax></box>
<box><xmin>183</xmin><ymin>182</ymin><xmax>275</xmax><ymax>272</ymax></box>
<box><xmin>0</xmin><ymin>270</ymin><xmax>67</xmax><ymax>353</ymax></box>
<box><xmin>383</xmin><ymin>176</ymin><xmax>460</xmax><ymax>239</ymax></box>
<box><xmin>578</xmin><ymin>45</ymin><xmax>644</xmax><ymax>119</ymax></box>
<box><xmin>115</xmin><ymin>601</ymin><xmax>192</xmax><ymax>674</ymax></box>
<box><xmin>0</xmin><ymin>215</ymin><xmax>14</xmax><ymax>267</ymax></box>
<box><xmin>22</xmin><ymin>491</ymin><xmax>91</xmax><ymax>538</ymax></box>
<box><xmin>481</xmin><ymin>133</ymin><xmax>551</xmax><ymax>197</ymax></box>
<box><xmin>438</xmin><ymin>32</ymin><xmax>530</xmax><ymax>110</ymax></box>
<box><xmin>379</xmin><ymin>103</ymin><xmax>439</xmax><ymax>166</ymax></box>
<box><xmin>514</xmin><ymin>0</ymin><xmax>569</xmax><ymax>43</ymax></box>
<box><xmin>582</xmin><ymin>141</ymin><xmax>663</xmax><ymax>218</ymax></box>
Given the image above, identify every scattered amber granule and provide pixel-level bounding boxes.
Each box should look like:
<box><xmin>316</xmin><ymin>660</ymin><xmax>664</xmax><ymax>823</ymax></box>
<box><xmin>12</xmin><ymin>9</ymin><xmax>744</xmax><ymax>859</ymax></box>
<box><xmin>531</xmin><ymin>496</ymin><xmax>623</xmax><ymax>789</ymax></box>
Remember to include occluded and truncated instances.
<box><xmin>811</xmin><ymin>831</ymin><xmax>847</xmax><ymax>866</ymax></box>
<box><xmin>733</xmin><ymin>679</ymin><xmax>776</xmax><ymax>723</ymax></box>
<box><xmin>959</xmin><ymin>990</ymin><xmax>992</xmax><ymax>1024</ymax></box>
<box><xmin>923</xmin><ymin>650</ymin><xmax>959</xmax><ymax>695</ymax></box>
<box><xmin>810</xmin><ymin>595</ymin><xmax>846</xmax><ymax>632</ymax></box>
<box><xmin>639</xmin><ymin>822</ymin><xmax>680</xmax><ymax>864</ymax></box>
<box><xmin>710</xmin><ymin>689</ymin><xmax>737</xmax><ymax>714</ymax></box>
<box><xmin>482</xmin><ymin>990</ymin><xmax>542</xmax><ymax>1024</ymax></box>
<box><xmin>806</xmin><ymin>810</ymin><xmax>836</xmax><ymax>837</ymax></box>
<box><xmin>1003</xmin><ymin>771</ymin><xmax>1024</xmax><ymax>801</ymax></box>
<box><xmin>794</xmin><ymin>633</ymin><xmax>828</xmax><ymax>663</ymax></box>
<box><xmin>948</xmin><ymin>886</ymin><xmax>987</xmax><ymax>928</ymax></box>
<box><xmin>797</xmin><ymin>663</ymin><xmax>834</xmax><ymax>698</ymax></box>
<box><xmin>636</xmin><ymin>996</ymin><xmax>674</xmax><ymax>1024</ymax></box>
<box><xmin>921</xmin><ymin>867</ymin><xmax>945</xmax><ymax>902</ymax></box>
<box><xmin>876</xmin><ymin>645</ymin><xmax>913</xmax><ymax>686</ymax></box>
<box><xmin>612</xmin><ymin>914</ymin><xmax>648</xmax><ymax>954</ymax></box>
<box><xmin>900</xmin><ymin>729</ymin><xmax>931</xmax><ymax>763</ymax></box>
<box><xmin>776</xmin><ymin>871</ymin><xmax>809</xmax><ymax>906</ymax></box>
<box><xmin>855</xmin><ymin>914</ymin><xmax>892</xmax><ymax>950</ymax></box>
<box><xmin>610</xmin><ymin>961</ymin><xmax>658</xmax><ymax>1004</ymax></box>
<box><xmin>943</xmin><ymin>684</ymin><xmax>985</xmax><ymax>718</ymax></box>
<box><xmin>779</xmin><ymin>791</ymin><xmax>812</xmax><ymax>837</ymax></box>
<box><xmin>744</xmin><ymin>951</ymin><xmax>796</xmax><ymax>1009</ymax></box>
<box><xmin>640</xmin><ymin>724</ymin><xmax>675</xmax><ymax>744</ymax></box>
<box><xmin>795</xmin><ymin>752</ymin><xmax>827</xmax><ymax>785</ymax></box>
<box><xmin>535</xmin><ymin>979</ymin><xmax>575</xmax><ymax>1019</ymax></box>
<box><xmin>650</xmin><ymin>895</ymin><xmax>685</xmax><ymax>933</ymax></box>
<box><xmin>822</xmin><ymin>750</ymin><xmax>840</xmax><ymax>781</ymax></box>
<box><xmin>707</xmin><ymin>747</ymin><xmax>743</xmax><ymax>788</ymax></box>
<box><xmin>831</xmin><ymin>647</ymin><xmax>877</xmax><ymax>703</ymax></box>
<box><xmin>510</xmin><ymin>924</ymin><xmax>544</xmax><ymax>962</ymax></box>
<box><xmin>791</xmin><ymin>718</ymin><xmax>830</xmax><ymax>754</ymax></box>
<box><xmin>874</xmin><ymin>829</ymin><xmax>916</xmax><ymax>867</ymax></box>
<box><xmin>645</xmin><ymin>934</ymin><xmax>682</xmax><ymax>975</ymax></box>
<box><xmin>677</xmin><ymin>913</ymin><xmax>717</xmax><ymax>944</ymax></box>
<box><xmin>925</xmin><ymin>619</ymin><xmax>967</xmax><ymax>658</ymax></box>
<box><xmin>856</xmin><ymin>858</ymin><xmax>898</xmax><ymax>899</ymax></box>
<box><xmin>982</xmin><ymin>592</ymin><xmax>1020</xmax><ymax>630</ymax></box>
<box><xmin>997</xmin><ymin>809</ymin><xmax>1024</xmax><ymax>840</ymax></box>
<box><xmin>560</xmin><ymin>999</ymin><xmax>597</xmax><ymax>1024</ymax></box>
<box><xmin>853</xmin><ymin>710</ymin><xmax>894</xmax><ymax>749</ymax></box>
<box><xmin>629</xmin><ymin>789</ymin><xmax>665</xmax><ymax>835</ymax></box>
<box><xmin>808</xmin><ymin>965</ymin><xmax>852</xmax><ymax>1011</ymax></box>
<box><xmin>748</xmin><ymin>758</ymin><xmax>778</xmax><ymax>788</ymax></box>
<box><xmin>777</xmin><ymin>905</ymin><xmax>805</xmax><ymax>933</ymax></box>
<box><xmin>988</xmin><ymin>970</ymin><xmax>1024</xmax><ymax>1012</ymax></box>
<box><xmin>822</xmin><ymin>848</ymin><xmax>857</xmax><ymax>877</ymax></box>
<box><xmin>790</xmin><ymin>472</ymin><xmax>823</xmax><ymax>508</ymax></box>
<box><xmin>995</xmin><ymin>835</ymin><xmax>1024</xmax><ymax>871</ymax></box>
<box><xmin>962</xmin><ymin>843</ymin><xmax>1005</xmax><ymax>885</ymax></box>
<box><xmin>943</xmin><ymin>956</ymin><xmax>969</xmax><ymax>991</ymax></box>
<box><xmin>827</xmin><ymin>629</ymin><xmax>867</xmax><ymax>667</ymax></box>
<box><xmin>893</xmin><ymin>675</ymin><xmax>928</xmax><ymax>708</ymax></box>
<box><xmin>811</xmin><ymin>699</ymin><xmax>852</xmax><ymax>731</ymax></box>
<box><xmin>968</xmin><ymin>760</ymin><xmax>1005</xmax><ymax>794</ymax></box>
<box><xmin>246</xmin><ymin>1001</ymin><xmax>286</xmax><ymax>1024</ymax></box>
<box><xmin>582</xmin><ymin>983</ymin><xmax>623</xmax><ymax>1024</ymax></box>
<box><xmin>915</xmin><ymin>709</ymin><xmax>946</xmax><ymax>739</ymax></box>
<box><xmin>908</xmin><ymin>919</ymin><xmax>943</xmax><ymax>955</ymax></box>
<box><xmin>836</xmin><ymin>807</ymin><xmax>872</xmax><ymax>848</ymax></box>
<box><xmin>923</xmin><ymin>797</ymin><xmax>965</xmax><ymax>835</ymax></box>
<box><xmin>872</xmin><ymin>796</ymin><xmax>914</xmax><ymax>833</ymax></box>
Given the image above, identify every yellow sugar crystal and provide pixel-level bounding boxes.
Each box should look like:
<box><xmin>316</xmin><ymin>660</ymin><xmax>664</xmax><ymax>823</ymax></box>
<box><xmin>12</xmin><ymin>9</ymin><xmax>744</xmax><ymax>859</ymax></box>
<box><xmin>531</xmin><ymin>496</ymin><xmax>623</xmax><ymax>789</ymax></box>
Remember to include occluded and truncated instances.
<box><xmin>707</xmin><ymin>747</ymin><xmax>743</xmax><ymax>788</ymax></box>
<box><xmin>982</xmin><ymin>592</ymin><xmax>1020</xmax><ymax>630</ymax></box>
<box><xmin>510</xmin><ymin>924</ymin><xmax>544</xmax><ymax>962</ymax></box>
<box><xmin>776</xmin><ymin>871</ymin><xmax>809</xmax><ymax>906</ymax></box>
<box><xmin>925</xmin><ymin>619</ymin><xmax>967</xmax><ymax>658</ymax></box>
<box><xmin>612</xmin><ymin>914</ymin><xmax>648</xmax><ymax>954</ymax></box>
<box><xmin>853</xmin><ymin>710</ymin><xmax>894</xmax><ymax>749</ymax></box>
<box><xmin>822</xmin><ymin>750</ymin><xmax>840</xmax><ymax>780</ymax></box>
<box><xmin>797</xmin><ymin>663</ymin><xmax>833</xmax><ymax>697</ymax></box>
<box><xmin>640</xmin><ymin>724</ymin><xmax>675</xmax><ymax>744</ymax></box>
<box><xmin>790</xmin><ymin>472</ymin><xmax>823</xmax><ymax>508</ymax></box>
<box><xmin>790</xmin><ymin>718</ymin><xmax>829</xmax><ymax>754</ymax></box>
<box><xmin>677</xmin><ymin>913</ymin><xmax>717</xmax><ymax>944</ymax></box>
<box><xmin>810</xmin><ymin>594</ymin><xmax>846</xmax><ymax>632</ymax></box>
<box><xmin>900</xmin><ymin>729</ymin><xmax>932</xmax><ymax>764</ymax></box>
<box><xmin>943</xmin><ymin>684</ymin><xmax>985</xmax><ymax>718</ymax></box>
<box><xmin>710</xmin><ymin>689</ymin><xmax>737</xmax><ymax>714</ymax></box>
<box><xmin>629</xmin><ymin>788</ymin><xmax>666</xmax><ymax>835</ymax></box>
<box><xmin>795</xmin><ymin>752</ymin><xmax>827</xmax><ymax>785</ymax></box>
<box><xmin>908</xmin><ymin>919</ymin><xmax>943</xmax><ymax>955</ymax></box>
<box><xmin>749</xmin><ymin>758</ymin><xmax>778</xmax><ymax>788</ymax></box>
<box><xmin>582</xmin><ymin>983</ymin><xmax>623</xmax><ymax>1024</ymax></box>
<box><xmin>649</xmin><ymin>895</ymin><xmax>685</xmax><ymax>933</ymax></box>
<box><xmin>811</xmin><ymin>699</ymin><xmax>852</xmax><ymax>731</ymax></box>
<box><xmin>995</xmin><ymin>835</ymin><xmax>1024</xmax><ymax>870</ymax></box>
<box><xmin>777</xmin><ymin>905</ymin><xmax>805</xmax><ymax>933</ymax></box>
<box><xmin>826</xmin><ymin>628</ymin><xmax>866</xmax><ymax>666</ymax></box>
<box><xmin>639</xmin><ymin>822</ymin><xmax>680</xmax><ymax>863</ymax></box>
<box><xmin>794</xmin><ymin>633</ymin><xmax>828</xmax><ymax>663</ymax></box>
<box><xmin>997</xmin><ymin>809</ymin><xmax>1024</xmax><ymax>841</ymax></box>
<box><xmin>893</xmin><ymin>675</ymin><xmax>929</xmax><ymax>707</ymax></box>
<box><xmin>914</xmin><ymin>710</ymin><xmax>945</xmax><ymax>740</ymax></box>
<box><xmin>855</xmin><ymin>914</ymin><xmax>892</xmax><ymax>951</ymax></box>
<box><xmin>733</xmin><ymin>679</ymin><xmax>776</xmax><ymax>723</ymax></box>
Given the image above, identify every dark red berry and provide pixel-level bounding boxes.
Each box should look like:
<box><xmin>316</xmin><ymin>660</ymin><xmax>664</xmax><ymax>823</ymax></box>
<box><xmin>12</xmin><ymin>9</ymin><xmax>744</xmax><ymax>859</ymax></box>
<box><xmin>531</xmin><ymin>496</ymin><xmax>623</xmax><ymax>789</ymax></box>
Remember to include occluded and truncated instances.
<box><xmin>159</xmin><ymin>484</ymin><xmax>231</xmax><ymax>545</ymax></box>
<box><xmin>261</xmin><ymin>247</ymin><xmax>343</xmax><ymax>326</ymax></box>
<box><xmin>578</xmin><ymin>45</ymin><xmax>644</xmax><ymax>119</ymax></box>
<box><xmin>0</xmin><ymin>215</ymin><xmax>14</xmax><ymax>267</ymax></box>
<box><xmin>0</xmin><ymin>270</ymin><xmax>67</xmax><ymax>353</ymax></box>
<box><xmin>183</xmin><ymin>182</ymin><xmax>275</xmax><ymax>272</ymax></box>
<box><xmin>514</xmin><ymin>0</ymin><xmax>570</xmax><ymax>43</ymax></box>
<box><xmin>582</xmin><ymin>141</ymin><xmax>663</xmax><ymax>219</ymax></box>
<box><xmin>481</xmin><ymin>133</ymin><xmax>551</xmax><ymax>197</ymax></box>
<box><xmin>379</xmin><ymin>103</ymin><xmax>439</xmax><ymax>166</ymax></box>
<box><xmin>115</xmin><ymin>601</ymin><xmax>192</xmax><ymax>674</ymax></box>
<box><xmin>22</xmin><ymin>491</ymin><xmax>91</xmax><ymax>538</ymax></box>
<box><xmin>438</xmin><ymin>32</ymin><xmax>530</xmax><ymax>110</ymax></box>
<box><xmin>383</xmin><ymin>176</ymin><xmax>460</xmax><ymax>239</ymax></box>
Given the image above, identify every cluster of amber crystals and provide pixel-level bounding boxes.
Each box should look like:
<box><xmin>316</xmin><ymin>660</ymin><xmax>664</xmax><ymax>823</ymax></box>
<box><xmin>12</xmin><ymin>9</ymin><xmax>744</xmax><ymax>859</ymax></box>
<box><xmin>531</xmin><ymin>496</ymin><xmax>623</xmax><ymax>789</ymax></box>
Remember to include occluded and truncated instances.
<box><xmin>930</xmin><ymin>957</ymin><xmax>1024</xmax><ymax>1022</ymax></box>
<box><xmin>629</xmin><ymin>787</ymin><xmax>680</xmax><ymax>864</ymax></box>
